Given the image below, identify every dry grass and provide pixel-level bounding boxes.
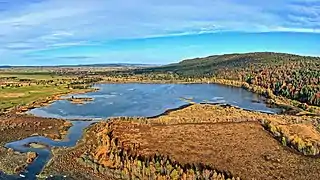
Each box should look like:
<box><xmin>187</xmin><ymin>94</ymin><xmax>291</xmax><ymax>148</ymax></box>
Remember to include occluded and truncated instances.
<box><xmin>0</xmin><ymin>114</ymin><xmax>71</xmax><ymax>145</ymax></box>
<box><xmin>41</xmin><ymin>104</ymin><xmax>320</xmax><ymax>180</ymax></box>
<box><xmin>150</xmin><ymin>104</ymin><xmax>311</xmax><ymax>124</ymax></box>
<box><xmin>111</xmin><ymin>120</ymin><xmax>320</xmax><ymax>180</ymax></box>
<box><xmin>278</xmin><ymin>124</ymin><xmax>320</xmax><ymax>142</ymax></box>
<box><xmin>0</xmin><ymin>147</ymin><xmax>28</xmax><ymax>175</ymax></box>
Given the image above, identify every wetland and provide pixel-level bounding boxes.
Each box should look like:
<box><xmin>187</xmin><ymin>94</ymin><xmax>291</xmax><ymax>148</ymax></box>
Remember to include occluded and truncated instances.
<box><xmin>3</xmin><ymin>83</ymin><xmax>282</xmax><ymax>179</ymax></box>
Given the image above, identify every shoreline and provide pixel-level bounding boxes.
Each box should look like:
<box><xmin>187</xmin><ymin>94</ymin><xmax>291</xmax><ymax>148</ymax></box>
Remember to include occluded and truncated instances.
<box><xmin>7</xmin><ymin>79</ymin><xmax>317</xmax><ymax>119</ymax></box>
<box><xmin>98</xmin><ymin>78</ymin><xmax>320</xmax><ymax>116</ymax></box>
<box><xmin>7</xmin><ymin>77</ymin><xmax>314</xmax><ymax>119</ymax></box>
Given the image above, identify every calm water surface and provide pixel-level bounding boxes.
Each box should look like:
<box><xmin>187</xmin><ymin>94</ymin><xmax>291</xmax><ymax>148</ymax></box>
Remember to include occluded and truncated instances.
<box><xmin>30</xmin><ymin>83</ymin><xmax>280</xmax><ymax>118</ymax></box>
<box><xmin>4</xmin><ymin>83</ymin><xmax>281</xmax><ymax>179</ymax></box>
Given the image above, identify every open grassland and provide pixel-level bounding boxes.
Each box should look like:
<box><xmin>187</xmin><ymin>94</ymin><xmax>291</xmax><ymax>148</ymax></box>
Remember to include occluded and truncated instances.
<box><xmin>41</xmin><ymin>104</ymin><xmax>320</xmax><ymax>180</ymax></box>
<box><xmin>0</xmin><ymin>85</ymin><xmax>71</xmax><ymax>111</ymax></box>
<box><xmin>0</xmin><ymin>71</ymin><xmax>101</xmax><ymax>113</ymax></box>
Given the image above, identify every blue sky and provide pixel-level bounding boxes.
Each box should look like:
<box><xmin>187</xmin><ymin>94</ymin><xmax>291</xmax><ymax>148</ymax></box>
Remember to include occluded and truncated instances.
<box><xmin>0</xmin><ymin>0</ymin><xmax>319</xmax><ymax>65</ymax></box>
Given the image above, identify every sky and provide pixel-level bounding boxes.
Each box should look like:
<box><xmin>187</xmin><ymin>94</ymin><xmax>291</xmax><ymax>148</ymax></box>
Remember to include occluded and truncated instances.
<box><xmin>0</xmin><ymin>0</ymin><xmax>319</xmax><ymax>65</ymax></box>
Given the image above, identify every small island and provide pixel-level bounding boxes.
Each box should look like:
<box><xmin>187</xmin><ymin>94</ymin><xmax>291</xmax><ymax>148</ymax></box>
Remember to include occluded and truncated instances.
<box><xmin>24</xmin><ymin>142</ymin><xmax>49</xmax><ymax>149</ymax></box>
<box><xmin>63</xmin><ymin>97</ymin><xmax>94</xmax><ymax>105</ymax></box>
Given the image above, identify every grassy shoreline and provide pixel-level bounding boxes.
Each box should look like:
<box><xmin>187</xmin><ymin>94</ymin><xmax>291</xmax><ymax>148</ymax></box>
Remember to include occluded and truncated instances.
<box><xmin>4</xmin><ymin>87</ymin><xmax>97</xmax><ymax>115</ymax></box>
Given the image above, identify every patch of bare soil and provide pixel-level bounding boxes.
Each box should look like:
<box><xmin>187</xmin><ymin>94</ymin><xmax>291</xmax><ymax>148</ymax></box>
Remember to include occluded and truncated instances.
<box><xmin>63</xmin><ymin>97</ymin><xmax>94</xmax><ymax>105</ymax></box>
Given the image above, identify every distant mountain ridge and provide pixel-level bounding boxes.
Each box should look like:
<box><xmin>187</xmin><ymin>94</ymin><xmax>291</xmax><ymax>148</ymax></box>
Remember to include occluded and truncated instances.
<box><xmin>0</xmin><ymin>63</ymin><xmax>157</xmax><ymax>68</ymax></box>
<box><xmin>134</xmin><ymin>52</ymin><xmax>319</xmax><ymax>75</ymax></box>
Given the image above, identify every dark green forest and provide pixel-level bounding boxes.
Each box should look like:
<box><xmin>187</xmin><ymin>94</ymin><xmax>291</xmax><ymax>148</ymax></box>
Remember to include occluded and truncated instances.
<box><xmin>131</xmin><ymin>52</ymin><xmax>320</xmax><ymax>106</ymax></box>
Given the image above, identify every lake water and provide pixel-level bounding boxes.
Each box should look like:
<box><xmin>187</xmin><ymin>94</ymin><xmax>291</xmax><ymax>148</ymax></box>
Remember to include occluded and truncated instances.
<box><xmin>4</xmin><ymin>83</ymin><xmax>281</xmax><ymax>179</ymax></box>
<box><xmin>29</xmin><ymin>83</ymin><xmax>280</xmax><ymax>119</ymax></box>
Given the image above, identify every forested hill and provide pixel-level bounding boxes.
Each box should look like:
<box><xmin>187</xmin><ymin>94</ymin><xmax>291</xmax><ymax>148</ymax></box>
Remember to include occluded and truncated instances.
<box><xmin>134</xmin><ymin>52</ymin><xmax>320</xmax><ymax>106</ymax></box>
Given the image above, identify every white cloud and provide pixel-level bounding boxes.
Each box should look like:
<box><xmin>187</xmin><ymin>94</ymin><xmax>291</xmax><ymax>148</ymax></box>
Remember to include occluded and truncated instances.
<box><xmin>270</xmin><ymin>27</ymin><xmax>320</xmax><ymax>33</ymax></box>
<box><xmin>49</xmin><ymin>41</ymin><xmax>94</xmax><ymax>48</ymax></box>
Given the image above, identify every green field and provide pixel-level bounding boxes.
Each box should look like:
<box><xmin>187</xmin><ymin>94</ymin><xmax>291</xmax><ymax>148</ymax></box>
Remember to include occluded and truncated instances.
<box><xmin>0</xmin><ymin>70</ymin><xmax>96</xmax><ymax>112</ymax></box>
<box><xmin>0</xmin><ymin>85</ymin><xmax>70</xmax><ymax>110</ymax></box>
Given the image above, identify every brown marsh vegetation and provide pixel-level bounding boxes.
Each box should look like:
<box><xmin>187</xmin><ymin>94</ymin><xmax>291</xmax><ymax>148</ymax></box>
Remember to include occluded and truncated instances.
<box><xmin>0</xmin><ymin>114</ymin><xmax>71</xmax><ymax>174</ymax></box>
<box><xmin>41</xmin><ymin>104</ymin><xmax>320</xmax><ymax>180</ymax></box>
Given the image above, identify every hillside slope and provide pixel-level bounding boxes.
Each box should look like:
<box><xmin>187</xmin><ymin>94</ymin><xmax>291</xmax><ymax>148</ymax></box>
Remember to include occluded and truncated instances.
<box><xmin>134</xmin><ymin>52</ymin><xmax>320</xmax><ymax>106</ymax></box>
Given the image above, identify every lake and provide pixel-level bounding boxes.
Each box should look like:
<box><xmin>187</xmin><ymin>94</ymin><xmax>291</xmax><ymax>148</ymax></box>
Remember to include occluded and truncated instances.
<box><xmin>29</xmin><ymin>83</ymin><xmax>280</xmax><ymax>119</ymax></box>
